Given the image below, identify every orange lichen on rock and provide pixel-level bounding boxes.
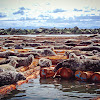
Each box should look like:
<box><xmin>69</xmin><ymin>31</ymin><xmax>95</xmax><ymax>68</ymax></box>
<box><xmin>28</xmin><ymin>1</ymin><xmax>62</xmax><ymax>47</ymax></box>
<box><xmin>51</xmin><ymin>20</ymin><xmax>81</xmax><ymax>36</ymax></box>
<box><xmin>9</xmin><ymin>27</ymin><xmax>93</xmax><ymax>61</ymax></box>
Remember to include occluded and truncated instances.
<box><xmin>53</xmin><ymin>50</ymin><xmax>66</xmax><ymax>54</ymax></box>
<box><xmin>0</xmin><ymin>84</ymin><xmax>16</xmax><ymax>95</ymax></box>
<box><xmin>17</xmin><ymin>49</ymin><xmax>32</xmax><ymax>53</ymax></box>
<box><xmin>46</xmin><ymin>55</ymin><xmax>68</xmax><ymax>65</ymax></box>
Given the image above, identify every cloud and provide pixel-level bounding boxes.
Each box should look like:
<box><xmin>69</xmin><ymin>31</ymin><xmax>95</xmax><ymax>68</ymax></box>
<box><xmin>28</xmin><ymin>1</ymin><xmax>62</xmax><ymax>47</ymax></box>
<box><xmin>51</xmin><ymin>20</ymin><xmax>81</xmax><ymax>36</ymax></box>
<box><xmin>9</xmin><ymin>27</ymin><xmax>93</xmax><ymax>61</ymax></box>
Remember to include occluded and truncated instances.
<box><xmin>45</xmin><ymin>17</ymin><xmax>67</xmax><ymax>23</ymax></box>
<box><xmin>52</xmin><ymin>9</ymin><xmax>66</xmax><ymax>13</ymax></box>
<box><xmin>13</xmin><ymin>7</ymin><xmax>29</xmax><ymax>15</ymax></box>
<box><xmin>19</xmin><ymin>17</ymin><xmax>37</xmax><ymax>21</ymax></box>
<box><xmin>90</xmin><ymin>8</ymin><xmax>96</xmax><ymax>11</ymax></box>
<box><xmin>98</xmin><ymin>10</ymin><xmax>100</xmax><ymax>12</ymax></box>
<box><xmin>74</xmin><ymin>15</ymin><xmax>100</xmax><ymax>21</ymax></box>
<box><xmin>84</xmin><ymin>10</ymin><xmax>91</xmax><ymax>12</ymax></box>
<box><xmin>0</xmin><ymin>12</ymin><xmax>7</xmax><ymax>18</ymax></box>
<box><xmin>73</xmin><ymin>8</ymin><xmax>83</xmax><ymax>12</ymax></box>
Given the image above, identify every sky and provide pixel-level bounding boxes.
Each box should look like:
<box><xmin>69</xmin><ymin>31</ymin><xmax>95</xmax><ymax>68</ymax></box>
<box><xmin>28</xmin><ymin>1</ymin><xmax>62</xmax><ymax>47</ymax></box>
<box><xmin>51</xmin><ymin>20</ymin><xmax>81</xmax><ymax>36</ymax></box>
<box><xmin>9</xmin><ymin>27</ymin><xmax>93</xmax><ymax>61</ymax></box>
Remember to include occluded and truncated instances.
<box><xmin>0</xmin><ymin>0</ymin><xmax>100</xmax><ymax>29</ymax></box>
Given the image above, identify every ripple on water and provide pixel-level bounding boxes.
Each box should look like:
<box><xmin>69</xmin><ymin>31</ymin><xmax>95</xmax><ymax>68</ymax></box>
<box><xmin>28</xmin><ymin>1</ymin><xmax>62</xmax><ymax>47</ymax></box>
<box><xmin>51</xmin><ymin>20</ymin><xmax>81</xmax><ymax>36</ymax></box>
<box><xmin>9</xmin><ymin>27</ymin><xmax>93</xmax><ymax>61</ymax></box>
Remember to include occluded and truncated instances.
<box><xmin>1</xmin><ymin>77</ymin><xmax>100</xmax><ymax>100</ymax></box>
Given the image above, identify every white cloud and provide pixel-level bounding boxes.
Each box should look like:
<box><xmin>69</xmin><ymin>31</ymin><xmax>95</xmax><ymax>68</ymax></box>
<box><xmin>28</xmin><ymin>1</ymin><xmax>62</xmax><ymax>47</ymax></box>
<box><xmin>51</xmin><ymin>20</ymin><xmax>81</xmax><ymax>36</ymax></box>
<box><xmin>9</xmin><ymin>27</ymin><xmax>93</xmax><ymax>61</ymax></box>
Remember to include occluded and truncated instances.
<box><xmin>0</xmin><ymin>0</ymin><xmax>100</xmax><ymax>28</ymax></box>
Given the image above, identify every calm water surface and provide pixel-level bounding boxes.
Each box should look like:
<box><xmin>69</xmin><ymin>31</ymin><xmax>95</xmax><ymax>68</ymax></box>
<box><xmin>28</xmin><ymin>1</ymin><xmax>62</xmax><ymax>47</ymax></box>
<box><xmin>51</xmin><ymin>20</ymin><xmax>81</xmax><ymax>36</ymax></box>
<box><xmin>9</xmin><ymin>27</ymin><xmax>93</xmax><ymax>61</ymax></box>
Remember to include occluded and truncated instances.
<box><xmin>0</xmin><ymin>34</ymin><xmax>91</xmax><ymax>37</ymax></box>
<box><xmin>1</xmin><ymin>76</ymin><xmax>100</xmax><ymax>100</ymax></box>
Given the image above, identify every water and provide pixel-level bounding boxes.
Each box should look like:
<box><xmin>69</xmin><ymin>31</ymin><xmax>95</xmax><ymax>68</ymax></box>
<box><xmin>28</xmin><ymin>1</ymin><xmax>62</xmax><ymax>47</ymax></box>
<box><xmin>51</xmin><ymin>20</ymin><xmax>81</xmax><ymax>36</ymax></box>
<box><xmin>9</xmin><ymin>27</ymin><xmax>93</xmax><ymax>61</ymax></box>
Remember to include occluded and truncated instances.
<box><xmin>0</xmin><ymin>34</ymin><xmax>91</xmax><ymax>37</ymax></box>
<box><xmin>1</xmin><ymin>76</ymin><xmax>100</xmax><ymax>100</ymax></box>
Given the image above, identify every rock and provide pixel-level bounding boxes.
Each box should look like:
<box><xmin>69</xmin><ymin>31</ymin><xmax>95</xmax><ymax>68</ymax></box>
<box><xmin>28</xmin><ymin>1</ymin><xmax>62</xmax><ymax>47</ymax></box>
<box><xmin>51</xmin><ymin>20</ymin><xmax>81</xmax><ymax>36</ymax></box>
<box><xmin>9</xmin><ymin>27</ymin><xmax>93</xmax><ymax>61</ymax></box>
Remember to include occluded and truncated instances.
<box><xmin>41</xmin><ymin>40</ymin><xmax>55</xmax><ymax>43</ymax></box>
<box><xmin>4</xmin><ymin>40</ymin><xmax>14</xmax><ymax>43</ymax></box>
<box><xmin>15</xmin><ymin>44</ymin><xmax>23</xmax><ymax>49</ymax></box>
<box><xmin>26</xmin><ymin>43</ymin><xmax>41</xmax><ymax>47</ymax></box>
<box><xmin>80</xmin><ymin>46</ymin><xmax>100</xmax><ymax>52</ymax></box>
<box><xmin>54</xmin><ymin>45</ymin><xmax>72</xmax><ymax>50</ymax></box>
<box><xmin>80</xmin><ymin>41</ymin><xmax>92</xmax><ymax>45</ymax></box>
<box><xmin>4</xmin><ymin>43</ymin><xmax>15</xmax><ymax>47</ymax></box>
<box><xmin>0</xmin><ymin>58</ymin><xmax>10</xmax><ymax>65</ymax></box>
<box><xmin>65</xmin><ymin>43</ymin><xmax>77</xmax><ymax>46</ymax></box>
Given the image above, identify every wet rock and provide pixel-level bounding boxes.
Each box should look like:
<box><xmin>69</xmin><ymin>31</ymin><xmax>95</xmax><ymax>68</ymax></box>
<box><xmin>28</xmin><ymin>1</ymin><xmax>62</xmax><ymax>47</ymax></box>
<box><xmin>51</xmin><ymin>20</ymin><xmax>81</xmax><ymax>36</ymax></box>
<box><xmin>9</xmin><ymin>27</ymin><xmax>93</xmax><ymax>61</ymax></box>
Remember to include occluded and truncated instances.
<box><xmin>26</xmin><ymin>43</ymin><xmax>41</xmax><ymax>47</ymax></box>
<box><xmin>4</xmin><ymin>43</ymin><xmax>15</xmax><ymax>47</ymax></box>
<box><xmin>4</xmin><ymin>40</ymin><xmax>14</xmax><ymax>43</ymax></box>
<box><xmin>54</xmin><ymin>45</ymin><xmax>72</xmax><ymax>50</ymax></box>
<box><xmin>0</xmin><ymin>58</ymin><xmax>10</xmax><ymax>65</ymax></box>
<box><xmin>80</xmin><ymin>41</ymin><xmax>92</xmax><ymax>45</ymax></box>
<box><xmin>91</xmin><ymin>39</ymin><xmax>100</xmax><ymax>43</ymax></box>
<box><xmin>65</xmin><ymin>39</ymin><xmax>77</xmax><ymax>43</ymax></box>
<box><xmin>41</xmin><ymin>40</ymin><xmax>55</xmax><ymax>43</ymax></box>
<box><xmin>65</xmin><ymin>43</ymin><xmax>77</xmax><ymax>46</ymax></box>
<box><xmin>80</xmin><ymin>46</ymin><xmax>100</xmax><ymax>52</ymax></box>
<box><xmin>35</xmin><ymin>46</ymin><xmax>53</xmax><ymax>50</ymax></box>
<box><xmin>15</xmin><ymin>44</ymin><xmax>23</xmax><ymax>49</ymax></box>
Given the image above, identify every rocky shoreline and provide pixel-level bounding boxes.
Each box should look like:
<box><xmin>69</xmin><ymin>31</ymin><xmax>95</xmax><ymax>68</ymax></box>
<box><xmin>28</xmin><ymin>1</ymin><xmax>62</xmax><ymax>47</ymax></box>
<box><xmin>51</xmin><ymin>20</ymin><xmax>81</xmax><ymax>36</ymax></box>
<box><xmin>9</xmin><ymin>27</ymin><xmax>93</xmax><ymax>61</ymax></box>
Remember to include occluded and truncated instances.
<box><xmin>0</xmin><ymin>34</ymin><xmax>100</xmax><ymax>97</ymax></box>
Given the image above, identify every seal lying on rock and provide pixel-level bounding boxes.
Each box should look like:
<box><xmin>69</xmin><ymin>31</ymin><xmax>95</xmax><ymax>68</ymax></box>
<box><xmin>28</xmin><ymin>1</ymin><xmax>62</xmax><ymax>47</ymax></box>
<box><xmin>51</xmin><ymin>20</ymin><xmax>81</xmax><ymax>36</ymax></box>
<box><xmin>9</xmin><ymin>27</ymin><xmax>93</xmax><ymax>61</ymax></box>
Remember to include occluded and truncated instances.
<box><xmin>54</xmin><ymin>53</ymin><xmax>100</xmax><ymax>72</ymax></box>
<box><xmin>17</xmin><ymin>52</ymin><xmax>40</xmax><ymax>58</ymax></box>
<box><xmin>0</xmin><ymin>71</ymin><xmax>26</xmax><ymax>86</ymax></box>
<box><xmin>9</xmin><ymin>55</ymin><xmax>34</xmax><ymax>68</ymax></box>
<box><xmin>39</xmin><ymin>58</ymin><xmax>52</xmax><ymax>68</ymax></box>
<box><xmin>0</xmin><ymin>59</ymin><xmax>17</xmax><ymax>72</ymax></box>
<box><xmin>40</xmin><ymin>49</ymin><xmax>56</xmax><ymax>56</ymax></box>
<box><xmin>31</xmin><ymin>49</ymin><xmax>56</xmax><ymax>57</ymax></box>
<box><xmin>0</xmin><ymin>50</ymin><xmax>17</xmax><ymax>58</ymax></box>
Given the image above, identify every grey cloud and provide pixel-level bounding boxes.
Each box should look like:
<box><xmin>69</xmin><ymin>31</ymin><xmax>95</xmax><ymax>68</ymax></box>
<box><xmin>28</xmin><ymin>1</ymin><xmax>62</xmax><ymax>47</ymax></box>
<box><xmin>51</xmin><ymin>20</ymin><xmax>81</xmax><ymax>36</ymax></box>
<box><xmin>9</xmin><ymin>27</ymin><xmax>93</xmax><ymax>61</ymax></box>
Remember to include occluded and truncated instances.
<box><xmin>52</xmin><ymin>9</ymin><xmax>66</xmax><ymax>13</ymax></box>
<box><xmin>0</xmin><ymin>12</ymin><xmax>7</xmax><ymax>18</ymax></box>
<box><xmin>13</xmin><ymin>7</ymin><xmax>29</xmax><ymax>15</ymax></box>
<box><xmin>73</xmin><ymin>8</ymin><xmax>83</xmax><ymax>12</ymax></box>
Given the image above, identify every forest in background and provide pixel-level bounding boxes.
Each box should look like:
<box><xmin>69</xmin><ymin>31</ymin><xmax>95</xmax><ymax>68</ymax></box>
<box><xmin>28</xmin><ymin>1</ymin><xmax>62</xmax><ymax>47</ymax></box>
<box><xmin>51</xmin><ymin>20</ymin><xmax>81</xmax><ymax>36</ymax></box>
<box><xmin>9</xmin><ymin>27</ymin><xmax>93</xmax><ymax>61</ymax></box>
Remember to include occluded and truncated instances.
<box><xmin>0</xmin><ymin>26</ymin><xmax>100</xmax><ymax>35</ymax></box>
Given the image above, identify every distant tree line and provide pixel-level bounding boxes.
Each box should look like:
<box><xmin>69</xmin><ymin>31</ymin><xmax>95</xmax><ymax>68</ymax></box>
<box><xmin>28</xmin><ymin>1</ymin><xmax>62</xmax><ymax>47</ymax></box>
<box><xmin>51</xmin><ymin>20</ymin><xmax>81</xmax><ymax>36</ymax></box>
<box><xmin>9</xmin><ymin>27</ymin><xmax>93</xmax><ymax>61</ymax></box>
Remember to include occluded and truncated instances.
<box><xmin>0</xmin><ymin>26</ymin><xmax>100</xmax><ymax>35</ymax></box>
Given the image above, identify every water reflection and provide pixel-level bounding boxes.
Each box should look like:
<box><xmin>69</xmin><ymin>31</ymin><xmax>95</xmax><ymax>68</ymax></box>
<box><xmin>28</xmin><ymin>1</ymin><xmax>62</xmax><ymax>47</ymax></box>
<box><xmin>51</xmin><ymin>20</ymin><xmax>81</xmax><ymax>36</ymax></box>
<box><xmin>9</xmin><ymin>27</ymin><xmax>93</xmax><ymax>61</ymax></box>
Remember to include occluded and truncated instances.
<box><xmin>40</xmin><ymin>78</ymin><xmax>100</xmax><ymax>99</ymax></box>
<box><xmin>1</xmin><ymin>78</ymin><xmax>100</xmax><ymax>100</ymax></box>
<box><xmin>0</xmin><ymin>89</ymin><xmax>26</xmax><ymax>100</ymax></box>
